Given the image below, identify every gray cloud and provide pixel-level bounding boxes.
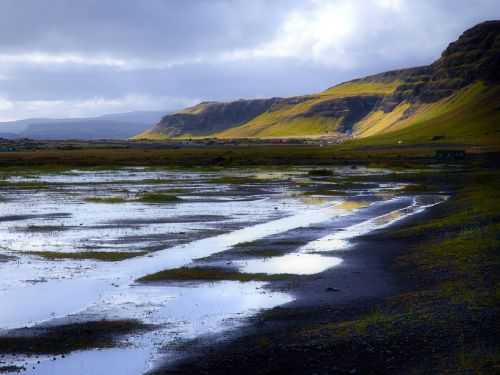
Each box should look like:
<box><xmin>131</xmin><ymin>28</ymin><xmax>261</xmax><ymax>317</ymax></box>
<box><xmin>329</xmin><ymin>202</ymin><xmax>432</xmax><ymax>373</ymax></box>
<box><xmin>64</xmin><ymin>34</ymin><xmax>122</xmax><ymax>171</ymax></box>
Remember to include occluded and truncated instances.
<box><xmin>0</xmin><ymin>0</ymin><xmax>499</xmax><ymax>120</ymax></box>
<box><xmin>0</xmin><ymin>0</ymin><xmax>294</xmax><ymax>59</ymax></box>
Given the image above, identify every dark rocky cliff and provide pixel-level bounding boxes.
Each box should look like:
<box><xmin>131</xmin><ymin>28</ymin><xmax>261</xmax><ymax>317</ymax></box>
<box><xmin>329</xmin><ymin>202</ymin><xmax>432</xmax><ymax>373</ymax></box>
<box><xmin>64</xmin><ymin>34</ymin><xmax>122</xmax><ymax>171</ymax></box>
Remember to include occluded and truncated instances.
<box><xmin>298</xmin><ymin>95</ymin><xmax>382</xmax><ymax>133</ymax></box>
<box><xmin>150</xmin><ymin>98</ymin><xmax>286</xmax><ymax>137</ymax></box>
<box><xmin>380</xmin><ymin>20</ymin><xmax>500</xmax><ymax>106</ymax></box>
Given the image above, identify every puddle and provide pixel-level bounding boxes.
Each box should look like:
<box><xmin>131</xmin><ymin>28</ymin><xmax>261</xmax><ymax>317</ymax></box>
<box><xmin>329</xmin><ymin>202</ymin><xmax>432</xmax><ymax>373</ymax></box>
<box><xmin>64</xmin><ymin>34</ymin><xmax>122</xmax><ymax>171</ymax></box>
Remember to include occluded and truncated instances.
<box><xmin>301</xmin><ymin>195</ymin><xmax>446</xmax><ymax>253</ymax></box>
<box><xmin>0</xmin><ymin>168</ymin><xmax>343</xmax><ymax>330</ymax></box>
<box><xmin>336</xmin><ymin>200</ymin><xmax>371</xmax><ymax>211</ymax></box>
<box><xmin>18</xmin><ymin>347</ymin><xmax>153</xmax><ymax>375</ymax></box>
<box><xmin>14</xmin><ymin>281</ymin><xmax>291</xmax><ymax>375</ymax></box>
<box><xmin>237</xmin><ymin>253</ymin><xmax>342</xmax><ymax>275</ymax></box>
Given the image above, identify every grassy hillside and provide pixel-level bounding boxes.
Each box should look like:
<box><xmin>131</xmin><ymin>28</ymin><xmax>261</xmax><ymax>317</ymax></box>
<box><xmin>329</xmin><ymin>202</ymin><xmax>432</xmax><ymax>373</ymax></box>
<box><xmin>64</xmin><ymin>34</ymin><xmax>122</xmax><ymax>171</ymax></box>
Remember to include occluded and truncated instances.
<box><xmin>218</xmin><ymin>81</ymin><xmax>399</xmax><ymax>138</ymax></box>
<box><xmin>218</xmin><ymin>114</ymin><xmax>341</xmax><ymax>138</ymax></box>
<box><xmin>353</xmin><ymin>102</ymin><xmax>411</xmax><ymax>137</ymax></box>
<box><xmin>220</xmin><ymin>80</ymin><xmax>500</xmax><ymax>143</ymax></box>
<box><xmin>137</xmin><ymin>80</ymin><xmax>499</xmax><ymax>145</ymax></box>
<box><xmin>350</xmin><ymin>82</ymin><xmax>500</xmax><ymax>146</ymax></box>
<box><xmin>217</xmin><ymin>96</ymin><xmax>343</xmax><ymax>138</ymax></box>
<box><xmin>320</xmin><ymin>80</ymin><xmax>401</xmax><ymax>97</ymax></box>
<box><xmin>134</xmin><ymin>102</ymin><xmax>220</xmax><ymax>139</ymax></box>
<box><xmin>133</xmin><ymin>130</ymin><xmax>171</xmax><ymax>140</ymax></box>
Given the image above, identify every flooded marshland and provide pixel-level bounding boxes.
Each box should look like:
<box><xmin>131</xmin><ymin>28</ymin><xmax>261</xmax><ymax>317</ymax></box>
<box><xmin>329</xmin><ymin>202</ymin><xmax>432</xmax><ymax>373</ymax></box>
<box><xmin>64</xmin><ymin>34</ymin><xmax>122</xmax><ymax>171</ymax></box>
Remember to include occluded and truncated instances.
<box><xmin>0</xmin><ymin>167</ymin><xmax>445</xmax><ymax>374</ymax></box>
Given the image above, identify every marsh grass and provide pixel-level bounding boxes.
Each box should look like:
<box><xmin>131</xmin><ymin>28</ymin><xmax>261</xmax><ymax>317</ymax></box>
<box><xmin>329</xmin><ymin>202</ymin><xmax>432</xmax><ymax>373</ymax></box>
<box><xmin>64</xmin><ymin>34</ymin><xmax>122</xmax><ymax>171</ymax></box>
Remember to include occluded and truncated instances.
<box><xmin>85</xmin><ymin>197</ymin><xmax>127</xmax><ymax>204</ymax></box>
<box><xmin>0</xmin><ymin>320</ymin><xmax>151</xmax><ymax>355</ymax></box>
<box><xmin>138</xmin><ymin>266</ymin><xmax>293</xmax><ymax>283</ymax></box>
<box><xmin>26</xmin><ymin>250</ymin><xmax>147</xmax><ymax>262</ymax></box>
<box><xmin>307</xmin><ymin>169</ymin><xmax>334</xmax><ymax>177</ymax></box>
<box><xmin>205</xmin><ymin>176</ymin><xmax>263</xmax><ymax>185</ymax></box>
<box><xmin>302</xmin><ymin>189</ymin><xmax>348</xmax><ymax>196</ymax></box>
<box><xmin>85</xmin><ymin>192</ymin><xmax>183</xmax><ymax>204</ymax></box>
<box><xmin>157</xmin><ymin>188</ymin><xmax>187</xmax><ymax>194</ymax></box>
<box><xmin>135</xmin><ymin>192</ymin><xmax>182</xmax><ymax>203</ymax></box>
<box><xmin>0</xmin><ymin>143</ymin><xmax>490</xmax><ymax>171</ymax></box>
<box><xmin>400</xmin><ymin>183</ymin><xmax>435</xmax><ymax>193</ymax></box>
<box><xmin>0</xmin><ymin>180</ymin><xmax>49</xmax><ymax>190</ymax></box>
<box><xmin>235</xmin><ymin>248</ymin><xmax>285</xmax><ymax>258</ymax></box>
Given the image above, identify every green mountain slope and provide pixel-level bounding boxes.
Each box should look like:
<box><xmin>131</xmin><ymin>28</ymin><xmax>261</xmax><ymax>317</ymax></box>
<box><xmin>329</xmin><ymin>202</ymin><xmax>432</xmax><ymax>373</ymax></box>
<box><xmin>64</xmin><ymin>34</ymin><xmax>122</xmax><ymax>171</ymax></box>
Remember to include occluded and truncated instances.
<box><xmin>136</xmin><ymin>21</ymin><xmax>500</xmax><ymax>144</ymax></box>
<box><xmin>218</xmin><ymin>82</ymin><xmax>399</xmax><ymax>138</ymax></box>
<box><xmin>352</xmin><ymin>82</ymin><xmax>500</xmax><ymax>146</ymax></box>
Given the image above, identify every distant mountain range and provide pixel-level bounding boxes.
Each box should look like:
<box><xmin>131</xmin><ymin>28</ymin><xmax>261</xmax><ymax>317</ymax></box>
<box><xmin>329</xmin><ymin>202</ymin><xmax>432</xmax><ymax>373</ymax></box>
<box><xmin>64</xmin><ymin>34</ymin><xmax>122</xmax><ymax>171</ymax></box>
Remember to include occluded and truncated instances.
<box><xmin>136</xmin><ymin>21</ymin><xmax>500</xmax><ymax>145</ymax></box>
<box><xmin>0</xmin><ymin>111</ymin><xmax>166</xmax><ymax>140</ymax></box>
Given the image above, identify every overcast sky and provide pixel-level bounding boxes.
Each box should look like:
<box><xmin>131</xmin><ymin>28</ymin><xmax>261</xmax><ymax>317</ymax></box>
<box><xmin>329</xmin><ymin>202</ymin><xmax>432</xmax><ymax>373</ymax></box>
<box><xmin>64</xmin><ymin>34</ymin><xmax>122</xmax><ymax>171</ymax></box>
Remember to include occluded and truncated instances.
<box><xmin>0</xmin><ymin>0</ymin><xmax>499</xmax><ymax>121</ymax></box>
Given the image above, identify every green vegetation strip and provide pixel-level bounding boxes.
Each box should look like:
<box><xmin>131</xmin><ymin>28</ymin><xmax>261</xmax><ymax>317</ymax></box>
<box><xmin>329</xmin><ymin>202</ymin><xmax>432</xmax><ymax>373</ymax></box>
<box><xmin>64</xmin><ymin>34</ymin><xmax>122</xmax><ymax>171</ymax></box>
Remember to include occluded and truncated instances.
<box><xmin>206</xmin><ymin>176</ymin><xmax>264</xmax><ymax>184</ymax></box>
<box><xmin>0</xmin><ymin>180</ymin><xmax>49</xmax><ymax>190</ymax></box>
<box><xmin>0</xmin><ymin>144</ymin><xmax>497</xmax><ymax>170</ymax></box>
<box><xmin>85</xmin><ymin>197</ymin><xmax>127</xmax><ymax>204</ymax></box>
<box><xmin>0</xmin><ymin>320</ymin><xmax>150</xmax><ymax>355</ymax></box>
<box><xmin>85</xmin><ymin>193</ymin><xmax>182</xmax><ymax>204</ymax></box>
<box><xmin>234</xmin><ymin>249</ymin><xmax>285</xmax><ymax>258</ymax></box>
<box><xmin>302</xmin><ymin>189</ymin><xmax>347</xmax><ymax>196</ymax></box>
<box><xmin>138</xmin><ymin>266</ymin><xmax>293</xmax><ymax>283</ymax></box>
<box><xmin>135</xmin><ymin>192</ymin><xmax>182</xmax><ymax>203</ymax></box>
<box><xmin>307</xmin><ymin>169</ymin><xmax>334</xmax><ymax>177</ymax></box>
<box><xmin>26</xmin><ymin>251</ymin><xmax>147</xmax><ymax>262</ymax></box>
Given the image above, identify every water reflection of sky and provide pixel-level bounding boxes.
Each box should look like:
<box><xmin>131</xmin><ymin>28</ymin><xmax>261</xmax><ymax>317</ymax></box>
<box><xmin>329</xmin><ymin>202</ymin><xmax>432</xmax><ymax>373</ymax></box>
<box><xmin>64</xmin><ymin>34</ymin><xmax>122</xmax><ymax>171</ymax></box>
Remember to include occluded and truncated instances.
<box><xmin>237</xmin><ymin>253</ymin><xmax>342</xmax><ymax>275</ymax></box>
<box><xmin>0</xmin><ymin>168</ymin><xmax>447</xmax><ymax>375</ymax></box>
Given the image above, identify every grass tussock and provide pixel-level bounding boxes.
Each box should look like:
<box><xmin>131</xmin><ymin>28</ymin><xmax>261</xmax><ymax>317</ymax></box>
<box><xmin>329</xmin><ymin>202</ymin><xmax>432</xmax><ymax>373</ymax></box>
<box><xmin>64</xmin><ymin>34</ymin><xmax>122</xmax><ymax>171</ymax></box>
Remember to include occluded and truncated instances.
<box><xmin>138</xmin><ymin>266</ymin><xmax>293</xmax><ymax>283</ymax></box>
<box><xmin>399</xmin><ymin>183</ymin><xmax>435</xmax><ymax>193</ymax></box>
<box><xmin>85</xmin><ymin>192</ymin><xmax>183</xmax><ymax>204</ymax></box>
<box><xmin>307</xmin><ymin>169</ymin><xmax>334</xmax><ymax>177</ymax></box>
<box><xmin>302</xmin><ymin>188</ymin><xmax>348</xmax><ymax>196</ymax></box>
<box><xmin>26</xmin><ymin>251</ymin><xmax>147</xmax><ymax>262</ymax></box>
<box><xmin>0</xmin><ymin>320</ymin><xmax>150</xmax><ymax>355</ymax></box>
<box><xmin>206</xmin><ymin>176</ymin><xmax>263</xmax><ymax>185</ymax></box>
<box><xmin>137</xmin><ymin>178</ymin><xmax>173</xmax><ymax>184</ymax></box>
<box><xmin>0</xmin><ymin>180</ymin><xmax>49</xmax><ymax>190</ymax></box>
<box><xmin>236</xmin><ymin>249</ymin><xmax>287</xmax><ymax>258</ymax></box>
<box><xmin>135</xmin><ymin>192</ymin><xmax>182</xmax><ymax>203</ymax></box>
<box><xmin>85</xmin><ymin>196</ymin><xmax>127</xmax><ymax>204</ymax></box>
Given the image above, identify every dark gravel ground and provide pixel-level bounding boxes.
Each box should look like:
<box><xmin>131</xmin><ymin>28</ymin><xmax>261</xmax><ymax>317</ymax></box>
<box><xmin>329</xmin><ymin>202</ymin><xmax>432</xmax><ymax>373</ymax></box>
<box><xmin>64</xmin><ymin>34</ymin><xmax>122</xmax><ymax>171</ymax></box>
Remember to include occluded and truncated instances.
<box><xmin>150</xmin><ymin>189</ymin><xmax>500</xmax><ymax>375</ymax></box>
<box><xmin>149</xmin><ymin>210</ymin><xmax>435</xmax><ymax>374</ymax></box>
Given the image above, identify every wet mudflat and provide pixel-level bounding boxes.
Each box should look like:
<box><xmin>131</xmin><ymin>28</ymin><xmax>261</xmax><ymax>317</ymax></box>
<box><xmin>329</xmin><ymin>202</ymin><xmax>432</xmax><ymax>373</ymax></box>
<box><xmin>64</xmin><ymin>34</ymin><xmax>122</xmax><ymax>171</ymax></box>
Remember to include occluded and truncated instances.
<box><xmin>0</xmin><ymin>166</ymin><xmax>446</xmax><ymax>374</ymax></box>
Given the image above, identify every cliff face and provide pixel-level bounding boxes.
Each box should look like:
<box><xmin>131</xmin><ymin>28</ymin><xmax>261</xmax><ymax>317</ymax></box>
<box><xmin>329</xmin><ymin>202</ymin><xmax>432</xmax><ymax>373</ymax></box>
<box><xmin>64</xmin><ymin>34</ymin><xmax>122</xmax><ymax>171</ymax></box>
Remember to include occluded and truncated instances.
<box><xmin>137</xmin><ymin>21</ymin><xmax>500</xmax><ymax>141</ymax></box>
<box><xmin>138</xmin><ymin>98</ymin><xmax>286</xmax><ymax>138</ymax></box>
<box><xmin>432</xmin><ymin>20</ymin><xmax>500</xmax><ymax>84</ymax></box>
<box><xmin>299</xmin><ymin>96</ymin><xmax>382</xmax><ymax>133</ymax></box>
<box><xmin>380</xmin><ymin>20</ymin><xmax>500</xmax><ymax>105</ymax></box>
